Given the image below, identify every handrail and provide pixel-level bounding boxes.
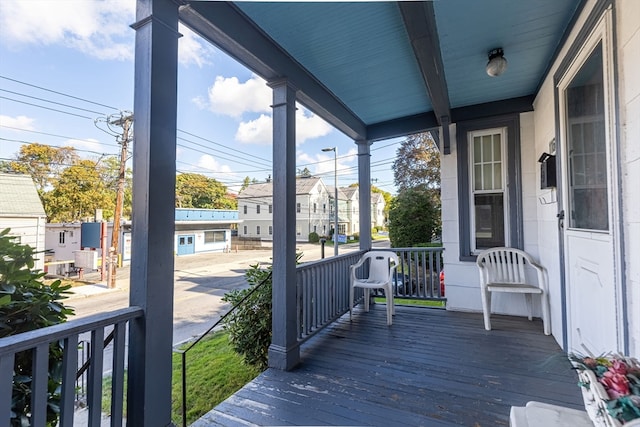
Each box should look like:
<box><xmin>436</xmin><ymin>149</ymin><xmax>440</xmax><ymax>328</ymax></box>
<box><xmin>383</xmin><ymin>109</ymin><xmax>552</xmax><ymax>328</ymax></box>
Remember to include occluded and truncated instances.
<box><xmin>174</xmin><ymin>271</ymin><xmax>272</xmax><ymax>427</ymax></box>
<box><xmin>0</xmin><ymin>306</ymin><xmax>143</xmax><ymax>355</ymax></box>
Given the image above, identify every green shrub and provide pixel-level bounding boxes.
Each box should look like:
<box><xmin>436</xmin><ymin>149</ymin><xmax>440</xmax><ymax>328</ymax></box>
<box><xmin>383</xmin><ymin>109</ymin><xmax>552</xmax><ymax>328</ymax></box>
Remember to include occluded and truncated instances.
<box><xmin>222</xmin><ymin>253</ymin><xmax>301</xmax><ymax>370</ymax></box>
<box><xmin>0</xmin><ymin>228</ymin><xmax>74</xmax><ymax>427</ymax></box>
<box><xmin>308</xmin><ymin>231</ymin><xmax>320</xmax><ymax>243</ymax></box>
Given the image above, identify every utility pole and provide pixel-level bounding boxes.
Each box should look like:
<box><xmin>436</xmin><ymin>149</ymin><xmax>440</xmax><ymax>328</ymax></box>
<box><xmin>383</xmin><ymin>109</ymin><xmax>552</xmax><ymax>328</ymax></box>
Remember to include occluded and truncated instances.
<box><xmin>108</xmin><ymin>113</ymin><xmax>133</xmax><ymax>288</ymax></box>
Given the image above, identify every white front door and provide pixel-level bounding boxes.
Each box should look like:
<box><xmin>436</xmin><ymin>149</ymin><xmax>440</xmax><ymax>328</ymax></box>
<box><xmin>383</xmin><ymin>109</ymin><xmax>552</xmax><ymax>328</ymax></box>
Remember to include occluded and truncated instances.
<box><xmin>558</xmin><ymin>10</ymin><xmax>621</xmax><ymax>356</ymax></box>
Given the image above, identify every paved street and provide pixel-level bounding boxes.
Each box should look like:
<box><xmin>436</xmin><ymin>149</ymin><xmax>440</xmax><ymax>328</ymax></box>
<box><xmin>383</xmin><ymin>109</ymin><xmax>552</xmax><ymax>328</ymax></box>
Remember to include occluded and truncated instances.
<box><xmin>67</xmin><ymin>241</ymin><xmax>388</xmax><ymax>346</ymax></box>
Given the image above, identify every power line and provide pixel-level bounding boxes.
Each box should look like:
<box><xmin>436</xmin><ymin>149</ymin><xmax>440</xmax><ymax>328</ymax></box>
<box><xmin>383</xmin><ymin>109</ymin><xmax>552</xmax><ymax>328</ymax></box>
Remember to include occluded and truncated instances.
<box><xmin>0</xmin><ymin>140</ymin><xmax>118</xmax><ymax>158</ymax></box>
<box><xmin>177</xmin><ymin>129</ymin><xmax>271</xmax><ymax>165</ymax></box>
<box><xmin>0</xmin><ymin>89</ymin><xmax>107</xmax><ymax>116</ymax></box>
<box><xmin>0</xmin><ymin>75</ymin><xmax>119</xmax><ymax>110</ymax></box>
<box><xmin>0</xmin><ymin>125</ymin><xmax>121</xmax><ymax>149</ymax></box>
<box><xmin>0</xmin><ymin>96</ymin><xmax>94</xmax><ymax>120</ymax></box>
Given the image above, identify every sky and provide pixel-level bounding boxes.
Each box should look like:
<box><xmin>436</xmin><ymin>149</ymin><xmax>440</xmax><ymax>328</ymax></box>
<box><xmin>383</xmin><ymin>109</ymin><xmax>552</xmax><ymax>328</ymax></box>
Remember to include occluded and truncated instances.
<box><xmin>0</xmin><ymin>0</ymin><xmax>401</xmax><ymax>196</ymax></box>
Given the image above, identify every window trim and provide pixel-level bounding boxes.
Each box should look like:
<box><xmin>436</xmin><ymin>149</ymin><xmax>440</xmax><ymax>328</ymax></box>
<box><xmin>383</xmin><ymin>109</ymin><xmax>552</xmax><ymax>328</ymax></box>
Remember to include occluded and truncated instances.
<box><xmin>457</xmin><ymin>114</ymin><xmax>523</xmax><ymax>261</ymax></box>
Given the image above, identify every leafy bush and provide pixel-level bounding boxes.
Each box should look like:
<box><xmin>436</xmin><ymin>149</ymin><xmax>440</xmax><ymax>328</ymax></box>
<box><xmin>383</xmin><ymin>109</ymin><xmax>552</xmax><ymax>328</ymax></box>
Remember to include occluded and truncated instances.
<box><xmin>308</xmin><ymin>231</ymin><xmax>320</xmax><ymax>243</ymax></box>
<box><xmin>222</xmin><ymin>254</ymin><xmax>301</xmax><ymax>370</ymax></box>
<box><xmin>0</xmin><ymin>228</ymin><xmax>75</xmax><ymax>427</ymax></box>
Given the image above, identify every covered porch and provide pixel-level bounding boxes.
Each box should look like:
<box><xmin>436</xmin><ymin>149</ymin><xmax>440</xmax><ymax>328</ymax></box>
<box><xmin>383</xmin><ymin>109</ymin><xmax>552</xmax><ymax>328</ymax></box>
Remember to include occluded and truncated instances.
<box><xmin>195</xmin><ymin>305</ymin><xmax>583</xmax><ymax>426</ymax></box>
<box><xmin>2</xmin><ymin>0</ymin><xmax>638</xmax><ymax>425</ymax></box>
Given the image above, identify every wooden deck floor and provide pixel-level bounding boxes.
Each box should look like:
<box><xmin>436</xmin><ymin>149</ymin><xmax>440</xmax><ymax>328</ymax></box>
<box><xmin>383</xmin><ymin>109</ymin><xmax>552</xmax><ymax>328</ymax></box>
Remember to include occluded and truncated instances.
<box><xmin>193</xmin><ymin>305</ymin><xmax>584</xmax><ymax>426</ymax></box>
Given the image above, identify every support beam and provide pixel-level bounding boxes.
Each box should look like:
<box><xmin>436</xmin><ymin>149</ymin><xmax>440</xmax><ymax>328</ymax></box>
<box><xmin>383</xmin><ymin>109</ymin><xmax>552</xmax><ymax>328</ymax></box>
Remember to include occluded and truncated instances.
<box><xmin>128</xmin><ymin>1</ymin><xmax>179</xmax><ymax>425</ymax></box>
<box><xmin>268</xmin><ymin>79</ymin><xmax>300</xmax><ymax>370</ymax></box>
<box><xmin>366</xmin><ymin>112</ymin><xmax>438</xmax><ymax>142</ymax></box>
<box><xmin>398</xmin><ymin>2</ymin><xmax>451</xmax><ymax>126</ymax></box>
<box><xmin>357</xmin><ymin>140</ymin><xmax>372</xmax><ymax>251</ymax></box>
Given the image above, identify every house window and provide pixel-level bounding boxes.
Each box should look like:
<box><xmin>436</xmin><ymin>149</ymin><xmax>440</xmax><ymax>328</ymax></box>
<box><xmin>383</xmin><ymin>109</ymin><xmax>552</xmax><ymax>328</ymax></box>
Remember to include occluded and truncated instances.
<box><xmin>313</xmin><ymin>225</ymin><xmax>317</xmax><ymax>233</ymax></box>
<box><xmin>323</xmin><ymin>225</ymin><xmax>326</xmax><ymax>234</ymax></box>
<box><xmin>470</xmin><ymin>128</ymin><xmax>507</xmax><ymax>251</ymax></box>
<box><xmin>256</xmin><ymin>226</ymin><xmax>261</xmax><ymax>235</ymax></box>
<box><xmin>313</xmin><ymin>203</ymin><xmax>317</xmax><ymax>213</ymax></box>
<box><xmin>323</xmin><ymin>203</ymin><xmax>326</xmax><ymax>213</ymax></box>
<box><xmin>457</xmin><ymin>115</ymin><xmax>523</xmax><ymax>260</ymax></box>
<box><xmin>59</xmin><ymin>231</ymin><xmax>65</xmax><ymax>244</ymax></box>
<box><xmin>243</xmin><ymin>225</ymin><xmax>247</xmax><ymax>235</ymax></box>
<box><xmin>243</xmin><ymin>205</ymin><xmax>247</xmax><ymax>214</ymax></box>
<box><xmin>256</xmin><ymin>205</ymin><xmax>261</xmax><ymax>214</ymax></box>
<box><xmin>204</xmin><ymin>230</ymin><xmax>225</xmax><ymax>243</ymax></box>
<box><xmin>269</xmin><ymin>204</ymin><xmax>272</xmax><ymax>213</ymax></box>
<box><xmin>296</xmin><ymin>203</ymin><xmax>301</xmax><ymax>213</ymax></box>
<box><xmin>268</xmin><ymin>225</ymin><xmax>273</xmax><ymax>235</ymax></box>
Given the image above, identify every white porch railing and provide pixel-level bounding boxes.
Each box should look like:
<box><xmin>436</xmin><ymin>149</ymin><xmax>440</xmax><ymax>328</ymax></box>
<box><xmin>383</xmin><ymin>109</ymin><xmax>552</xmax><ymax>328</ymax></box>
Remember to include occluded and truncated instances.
<box><xmin>0</xmin><ymin>306</ymin><xmax>143</xmax><ymax>427</ymax></box>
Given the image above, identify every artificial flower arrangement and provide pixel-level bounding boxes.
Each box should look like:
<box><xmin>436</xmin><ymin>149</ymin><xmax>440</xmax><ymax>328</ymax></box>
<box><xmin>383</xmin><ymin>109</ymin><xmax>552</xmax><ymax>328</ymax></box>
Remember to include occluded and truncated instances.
<box><xmin>570</xmin><ymin>354</ymin><xmax>640</xmax><ymax>426</ymax></box>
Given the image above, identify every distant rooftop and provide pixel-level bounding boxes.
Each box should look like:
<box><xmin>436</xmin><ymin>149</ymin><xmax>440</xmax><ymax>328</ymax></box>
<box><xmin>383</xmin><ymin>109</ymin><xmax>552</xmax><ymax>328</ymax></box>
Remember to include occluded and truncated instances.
<box><xmin>0</xmin><ymin>173</ymin><xmax>46</xmax><ymax>217</ymax></box>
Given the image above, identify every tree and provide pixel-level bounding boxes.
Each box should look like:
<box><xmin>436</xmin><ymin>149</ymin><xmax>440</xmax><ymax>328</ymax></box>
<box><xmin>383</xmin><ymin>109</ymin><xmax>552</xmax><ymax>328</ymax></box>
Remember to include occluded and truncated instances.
<box><xmin>175</xmin><ymin>173</ymin><xmax>237</xmax><ymax>209</ymax></box>
<box><xmin>392</xmin><ymin>132</ymin><xmax>440</xmax><ymax>192</ymax></box>
<box><xmin>388</xmin><ymin>186</ymin><xmax>441</xmax><ymax>248</ymax></box>
<box><xmin>0</xmin><ymin>228</ymin><xmax>74</xmax><ymax>426</ymax></box>
<box><xmin>9</xmin><ymin>143</ymin><xmax>78</xmax><ymax>194</ymax></box>
<box><xmin>240</xmin><ymin>176</ymin><xmax>252</xmax><ymax>192</ymax></box>
<box><xmin>43</xmin><ymin>159</ymin><xmax>114</xmax><ymax>222</ymax></box>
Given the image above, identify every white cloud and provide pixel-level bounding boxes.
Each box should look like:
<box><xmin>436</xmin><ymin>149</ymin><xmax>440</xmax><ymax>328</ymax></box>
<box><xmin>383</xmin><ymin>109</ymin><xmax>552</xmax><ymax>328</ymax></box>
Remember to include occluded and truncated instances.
<box><xmin>197</xmin><ymin>154</ymin><xmax>233</xmax><ymax>174</ymax></box>
<box><xmin>0</xmin><ymin>115</ymin><xmax>36</xmax><ymax>131</ymax></box>
<box><xmin>235</xmin><ymin>114</ymin><xmax>272</xmax><ymax>145</ymax></box>
<box><xmin>196</xmin><ymin>75</ymin><xmax>271</xmax><ymax>118</ymax></box>
<box><xmin>178</xmin><ymin>24</ymin><xmax>214</xmax><ymax>68</ymax></box>
<box><xmin>0</xmin><ymin>0</ymin><xmax>135</xmax><ymax>61</ymax></box>
<box><xmin>296</xmin><ymin>109</ymin><xmax>333</xmax><ymax>144</ymax></box>
<box><xmin>235</xmin><ymin>108</ymin><xmax>333</xmax><ymax>145</ymax></box>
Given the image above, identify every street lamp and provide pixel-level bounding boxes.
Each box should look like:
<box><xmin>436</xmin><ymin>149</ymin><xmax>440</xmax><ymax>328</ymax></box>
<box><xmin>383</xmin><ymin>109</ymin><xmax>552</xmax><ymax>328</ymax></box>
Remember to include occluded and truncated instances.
<box><xmin>322</xmin><ymin>147</ymin><xmax>339</xmax><ymax>256</ymax></box>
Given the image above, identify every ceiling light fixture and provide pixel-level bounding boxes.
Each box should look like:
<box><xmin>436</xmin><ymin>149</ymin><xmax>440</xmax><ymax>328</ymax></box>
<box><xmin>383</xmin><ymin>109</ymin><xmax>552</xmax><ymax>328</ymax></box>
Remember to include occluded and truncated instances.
<box><xmin>486</xmin><ymin>48</ymin><xmax>507</xmax><ymax>77</ymax></box>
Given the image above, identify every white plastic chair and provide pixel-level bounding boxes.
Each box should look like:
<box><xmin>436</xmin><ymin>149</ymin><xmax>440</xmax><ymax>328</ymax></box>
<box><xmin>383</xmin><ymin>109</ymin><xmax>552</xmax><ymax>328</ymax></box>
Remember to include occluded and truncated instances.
<box><xmin>349</xmin><ymin>251</ymin><xmax>398</xmax><ymax>326</ymax></box>
<box><xmin>476</xmin><ymin>247</ymin><xmax>551</xmax><ymax>335</ymax></box>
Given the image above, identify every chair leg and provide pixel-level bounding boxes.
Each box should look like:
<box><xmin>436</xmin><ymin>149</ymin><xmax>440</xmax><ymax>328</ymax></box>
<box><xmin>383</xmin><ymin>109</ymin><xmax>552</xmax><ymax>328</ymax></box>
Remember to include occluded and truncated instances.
<box><xmin>364</xmin><ymin>289</ymin><xmax>370</xmax><ymax>312</ymax></box>
<box><xmin>481</xmin><ymin>289</ymin><xmax>492</xmax><ymax>331</ymax></box>
<box><xmin>385</xmin><ymin>285</ymin><xmax>393</xmax><ymax>325</ymax></box>
<box><xmin>541</xmin><ymin>293</ymin><xmax>551</xmax><ymax>335</ymax></box>
<box><xmin>349</xmin><ymin>286</ymin><xmax>354</xmax><ymax>321</ymax></box>
<box><xmin>525</xmin><ymin>294</ymin><xmax>533</xmax><ymax>321</ymax></box>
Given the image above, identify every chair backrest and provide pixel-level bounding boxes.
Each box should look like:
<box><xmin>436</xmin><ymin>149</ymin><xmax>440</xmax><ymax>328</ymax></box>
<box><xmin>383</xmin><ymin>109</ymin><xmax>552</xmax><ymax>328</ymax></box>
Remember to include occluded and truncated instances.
<box><xmin>364</xmin><ymin>251</ymin><xmax>398</xmax><ymax>281</ymax></box>
<box><xmin>476</xmin><ymin>247</ymin><xmax>532</xmax><ymax>286</ymax></box>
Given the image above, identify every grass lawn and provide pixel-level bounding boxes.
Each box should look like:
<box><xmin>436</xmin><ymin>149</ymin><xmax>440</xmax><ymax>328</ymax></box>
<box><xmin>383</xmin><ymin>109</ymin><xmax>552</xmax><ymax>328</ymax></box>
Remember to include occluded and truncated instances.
<box><xmin>102</xmin><ymin>331</ymin><xmax>261</xmax><ymax>426</ymax></box>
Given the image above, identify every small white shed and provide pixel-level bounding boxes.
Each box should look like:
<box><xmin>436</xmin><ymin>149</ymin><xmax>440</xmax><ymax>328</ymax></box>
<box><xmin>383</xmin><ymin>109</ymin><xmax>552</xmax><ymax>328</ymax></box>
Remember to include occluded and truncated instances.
<box><xmin>0</xmin><ymin>173</ymin><xmax>47</xmax><ymax>271</ymax></box>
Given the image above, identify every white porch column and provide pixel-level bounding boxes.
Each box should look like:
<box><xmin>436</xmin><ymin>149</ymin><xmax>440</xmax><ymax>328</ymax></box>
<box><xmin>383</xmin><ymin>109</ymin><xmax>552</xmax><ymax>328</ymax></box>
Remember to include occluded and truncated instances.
<box><xmin>268</xmin><ymin>79</ymin><xmax>300</xmax><ymax>370</ymax></box>
<box><xmin>128</xmin><ymin>0</ymin><xmax>179</xmax><ymax>425</ymax></box>
<box><xmin>357</xmin><ymin>139</ymin><xmax>373</xmax><ymax>251</ymax></box>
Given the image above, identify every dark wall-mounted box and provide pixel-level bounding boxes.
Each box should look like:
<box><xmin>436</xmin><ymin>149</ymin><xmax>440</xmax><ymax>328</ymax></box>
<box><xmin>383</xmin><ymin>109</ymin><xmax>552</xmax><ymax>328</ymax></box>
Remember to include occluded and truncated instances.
<box><xmin>538</xmin><ymin>152</ymin><xmax>556</xmax><ymax>189</ymax></box>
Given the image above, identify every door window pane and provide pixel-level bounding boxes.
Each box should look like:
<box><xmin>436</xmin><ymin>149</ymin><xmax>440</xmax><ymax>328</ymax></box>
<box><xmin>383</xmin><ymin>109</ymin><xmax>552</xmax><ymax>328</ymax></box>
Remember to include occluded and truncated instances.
<box><xmin>566</xmin><ymin>43</ymin><xmax>608</xmax><ymax>230</ymax></box>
